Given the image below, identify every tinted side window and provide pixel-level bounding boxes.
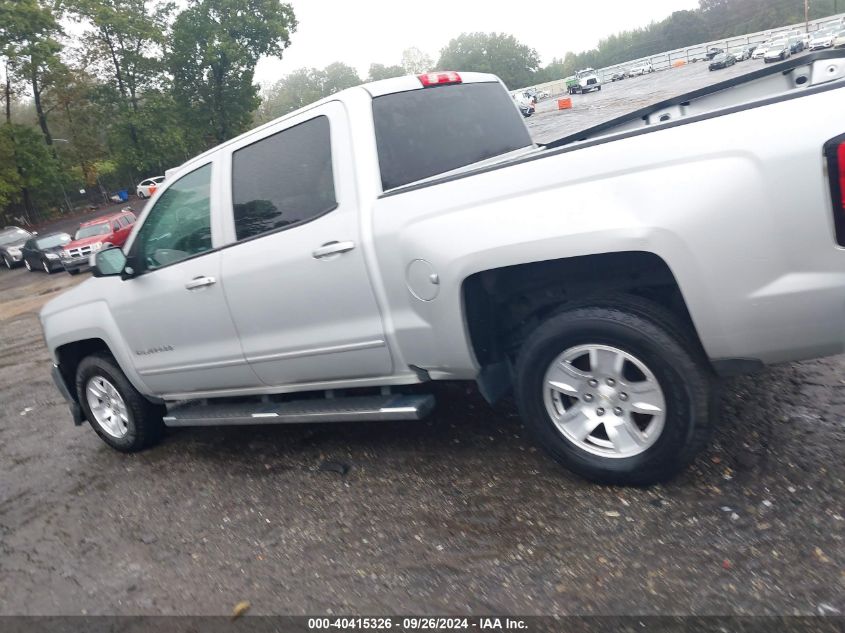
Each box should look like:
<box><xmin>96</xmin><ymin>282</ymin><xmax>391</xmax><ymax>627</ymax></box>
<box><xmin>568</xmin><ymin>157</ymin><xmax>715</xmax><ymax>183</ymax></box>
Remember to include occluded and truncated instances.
<box><xmin>133</xmin><ymin>164</ymin><xmax>212</xmax><ymax>272</ymax></box>
<box><xmin>373</xmin><ymin>82</ymin><xmax>533</xmax><ymax>191</ymax></box>
<box><xmin>232</xmin><ymin>116</ymin><xmax>336</xmax><ymax>241</ymax></box>
<box><xmin>118</xmin><ymin>216</ymin><xmax>130</xmax><ymax>227</ymax></box>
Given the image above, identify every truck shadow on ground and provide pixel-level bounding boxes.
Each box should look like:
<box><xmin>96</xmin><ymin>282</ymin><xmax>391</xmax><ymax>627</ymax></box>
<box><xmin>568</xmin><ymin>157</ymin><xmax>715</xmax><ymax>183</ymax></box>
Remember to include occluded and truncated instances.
<box><xmin>129</xmin><ymin>358</ymin><xmax>834</xmax><ymax>494</ymax></box>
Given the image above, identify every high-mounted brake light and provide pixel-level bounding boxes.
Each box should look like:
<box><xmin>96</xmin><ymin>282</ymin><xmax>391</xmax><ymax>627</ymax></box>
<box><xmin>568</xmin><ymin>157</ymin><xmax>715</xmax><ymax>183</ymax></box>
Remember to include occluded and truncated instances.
<box><xmin>418</xmin><ymin>71</ymin><xmax>462</xmax><ymax>87</ymax></box>
<box><xmin>824</xmin><ymin>134</ymin><xmax>845</xmax><ymax>245</ymax></box>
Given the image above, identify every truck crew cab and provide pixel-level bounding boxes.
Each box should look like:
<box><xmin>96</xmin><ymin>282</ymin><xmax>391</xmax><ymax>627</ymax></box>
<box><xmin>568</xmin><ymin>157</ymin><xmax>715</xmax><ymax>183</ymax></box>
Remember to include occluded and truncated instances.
<box><xmin>41</xmin><ymin>55</ymin><xmax>845</xmax><ymax>485</ymax></box>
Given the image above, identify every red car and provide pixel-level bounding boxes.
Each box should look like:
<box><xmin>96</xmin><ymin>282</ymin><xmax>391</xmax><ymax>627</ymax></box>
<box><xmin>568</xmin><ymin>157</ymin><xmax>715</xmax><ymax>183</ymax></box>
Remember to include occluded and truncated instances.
<box><xmin>60</xmin><ymin>209</ymin><xmax>137</xmax><ymax>275</ymax></box>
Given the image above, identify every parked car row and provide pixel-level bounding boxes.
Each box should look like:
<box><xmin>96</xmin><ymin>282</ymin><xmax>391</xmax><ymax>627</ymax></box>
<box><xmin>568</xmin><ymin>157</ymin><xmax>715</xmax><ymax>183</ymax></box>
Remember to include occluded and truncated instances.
<box><xmin>0</xmin><ymin>208</ymin><xmax>136</xmax><ymax>276</ymax></box>
<box><xmin>606</xmin><ymin>63</ymin><xmax>653</xmax><ymax>81</ymax></box>
<box><xmin>507</xmin><ymin>26</ymin><xmax>836</xmax><ymax>112</ymax></box>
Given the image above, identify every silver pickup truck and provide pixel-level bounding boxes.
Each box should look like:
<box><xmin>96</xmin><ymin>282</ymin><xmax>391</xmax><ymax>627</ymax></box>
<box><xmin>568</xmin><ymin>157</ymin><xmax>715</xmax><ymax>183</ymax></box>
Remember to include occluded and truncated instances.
<box><xmin>41</xmin><ymin>55</ymin><xmax>845</xmax><ymax>485</ymax></box>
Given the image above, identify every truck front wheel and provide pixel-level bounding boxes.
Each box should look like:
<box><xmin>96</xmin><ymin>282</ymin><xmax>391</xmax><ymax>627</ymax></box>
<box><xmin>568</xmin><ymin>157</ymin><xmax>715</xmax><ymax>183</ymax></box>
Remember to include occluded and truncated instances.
<box><xmin>514</xmin><ymin>300</ymin><xmax>712</xmax><ymax>485</ymax></box>
<box><xmin>76</xmin><ymin>352</ymin><xmax>164</xmax><ymax>452</ymax></box>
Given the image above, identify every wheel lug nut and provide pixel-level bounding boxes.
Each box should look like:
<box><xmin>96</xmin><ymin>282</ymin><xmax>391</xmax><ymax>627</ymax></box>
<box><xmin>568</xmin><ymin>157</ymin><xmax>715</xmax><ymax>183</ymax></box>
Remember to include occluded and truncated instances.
<box><xmin>614</xmin><ymin>407</ymin><xmax>623</xmax><ymax>416</ymax></box>
<box><xmin>596</xmin><ymin>407</ymin><xmax>605</xmax><ymax>416</ymax></box>
<box><xmin>619</xmin><ymin>392</ymin><xmax>628</xmax><ymax>401</ymax></box>
<box><xmin>588</xmin><ymin>379</ymin><xmax>598</xmax><ymax>387</ymax></box>
<box><xmin>606</xmin><ymin>378</ymin><xmax>616</xmax><ymax>386</ymax></box>
<box><xmin>583</xmin><ymin>394</ymin><xmax>594</xmax><ymax>402</ymax></box>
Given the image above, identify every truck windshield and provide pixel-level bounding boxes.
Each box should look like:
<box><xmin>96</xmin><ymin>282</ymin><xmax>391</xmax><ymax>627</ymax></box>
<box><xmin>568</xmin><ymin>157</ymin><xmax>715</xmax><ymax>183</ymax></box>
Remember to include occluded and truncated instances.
<box><xmin>372</xmin><ymin>81</ymin><xmax>533</xmax><ymax>191</ymax></box>
<box><xmin>75</xmin><ymin>223</ymin><xmax>110</xmax><ymax>239</ymax></box>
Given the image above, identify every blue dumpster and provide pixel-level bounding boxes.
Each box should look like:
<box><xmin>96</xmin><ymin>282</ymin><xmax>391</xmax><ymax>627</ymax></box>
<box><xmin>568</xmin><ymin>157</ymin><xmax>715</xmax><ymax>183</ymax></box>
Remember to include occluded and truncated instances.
<box><xmin>117</xmin><ymin>189</ymin><xmax>129</xmax><ymax>202</ymax></box>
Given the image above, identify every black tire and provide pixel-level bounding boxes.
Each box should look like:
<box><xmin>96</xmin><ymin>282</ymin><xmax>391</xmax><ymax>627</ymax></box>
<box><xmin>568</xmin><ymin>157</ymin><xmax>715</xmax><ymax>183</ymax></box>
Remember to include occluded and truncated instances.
<box><xmin>42</xmin><ymin>259</ymin><xmax>53</xmax><ymax>274</ymax></box>
<box><xmin>3</xmin><ymin>255</ymin><xmax>11</xmax><ymax>269</ymax></box>
<box><xmin>67</xmin><ymin>268</ymin><xmax>80</xmax><ymax>275</ymax></box>
<box><xmin>76</xmin><ymin>352</ymin><xmax>165</xmax><ymax>452</ymax></box>
<box><xmin>514</xmin><ymin>298</ymin><xmax>713</xmax><ymax>486</ymax></box>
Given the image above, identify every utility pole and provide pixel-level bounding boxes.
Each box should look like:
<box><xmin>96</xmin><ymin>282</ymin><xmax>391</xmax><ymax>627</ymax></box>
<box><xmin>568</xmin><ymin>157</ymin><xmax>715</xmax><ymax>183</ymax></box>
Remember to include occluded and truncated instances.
<box><xmin>805</xmin><ymin>0</ymin><xmax>810</xmax><ymax>34</ymax></box>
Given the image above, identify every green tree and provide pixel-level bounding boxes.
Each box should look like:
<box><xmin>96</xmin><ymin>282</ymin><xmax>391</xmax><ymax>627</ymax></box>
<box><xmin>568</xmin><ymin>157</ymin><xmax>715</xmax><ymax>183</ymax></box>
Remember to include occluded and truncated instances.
<box><xmin>66</xmin><ymin>0</ymin><xmax>174</xmax><ymax>169</ymax></box>
<box><xmin>437</xmin><ymin>32</ymin><xmax>540</xmax><ymax>89</ymax></box>
<box><xmin>534</xmin><ymin>56</ymin><xmax>570</xmax><ymax>83</ymax></box>
<box><xmin>0</xmin><ymin>123</ymin><xmax>61</xmax><ymax>222</ymax></box>
<box><xmin>257</xmin><ymin>67</ymin><xmax>323</xmax><ymax>122</ymax></box>
<box><xmin>367</xmin><ymin>62</ymin><xmax>405</xmax><ymax>81</ymax></box>
<box><xmin>258</xmin><ymin>62</ymin><xmax>359</xmax><ymax>122</ymax></box>
<box><xmin>169</xmin><ymin>0</ymin><xmax>296</xmax><ymax>146</ymax></box>
<box><xmin>660</xmin><ymin>10</ymin><xmax>709</xmax><ymax>51</ymax></box>
<box><xmin>0</xmin><ymin>126</ymin><xmax>22</xmax><ymax>211</ymax></box>
<box><xmin>400</xmin><ymin>47</ymin><xmax>433</xmax><ymax>74</ymax></box>
<box><xmin>0</xmin><ymin>0</ymin><xmax>65</xmax><ymax>147</ymax></box>
<box><xmin>321</xmin><ymin>61</ymin><xmax>360</xmax><ymax>94</ymax></box>
<box><xmin>48</xmin><ymin>65</ymin><xmax>108</xmax><ymax>186</ymax></box>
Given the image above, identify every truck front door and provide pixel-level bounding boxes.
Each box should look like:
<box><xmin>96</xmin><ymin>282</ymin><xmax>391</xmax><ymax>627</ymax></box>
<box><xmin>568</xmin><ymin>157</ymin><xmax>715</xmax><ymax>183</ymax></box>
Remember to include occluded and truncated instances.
<box><xmin>109</xmin><ymin>161</ymin><xmax>260</xmax><ymax>396</ymax></box>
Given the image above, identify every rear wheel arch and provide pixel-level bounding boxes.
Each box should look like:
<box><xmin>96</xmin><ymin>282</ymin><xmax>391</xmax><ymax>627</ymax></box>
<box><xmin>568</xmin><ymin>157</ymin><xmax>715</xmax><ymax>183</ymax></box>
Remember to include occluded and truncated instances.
<box><xmin>461</xmin><ymin>251</ymin><xmax>710</xmax><ymax>396</ymax></box>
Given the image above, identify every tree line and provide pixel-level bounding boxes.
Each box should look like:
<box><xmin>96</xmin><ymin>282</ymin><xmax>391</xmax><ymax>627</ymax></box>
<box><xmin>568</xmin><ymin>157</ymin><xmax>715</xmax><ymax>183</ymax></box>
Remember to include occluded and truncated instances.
<box><xmin>1</xmin><ymin>0</ymin><xmax>840</xmax><ymax>224</ymax></box>
<box><xmin>1</xmin><ymin>0</ymin><xmax>297</xmax><ymax>224</ymax></box>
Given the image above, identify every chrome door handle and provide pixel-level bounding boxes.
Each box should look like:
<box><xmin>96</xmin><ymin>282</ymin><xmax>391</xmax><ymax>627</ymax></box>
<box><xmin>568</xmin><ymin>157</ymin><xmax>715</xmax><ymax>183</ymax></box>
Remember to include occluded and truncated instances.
<box><xmin>312</xmin><ymin>241</ymin><xmax>355</xmax><ymax>259</ymax></box>
<box><xmin>185</xmin><ymin>276</ymin><xmax>216</xmax><ymax>290</ymax></box>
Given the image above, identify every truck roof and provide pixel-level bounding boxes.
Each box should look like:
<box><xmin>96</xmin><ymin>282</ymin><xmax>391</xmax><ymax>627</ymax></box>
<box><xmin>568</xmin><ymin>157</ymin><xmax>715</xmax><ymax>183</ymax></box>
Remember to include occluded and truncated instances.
<box><xmin>168</xmin><ymin>71</ymin><xmax>501</xmax><ymax>180</ymax></box>
<box><xmin>79</xmin><ymin>210</ymin><xmax>132</xmax><ymax>227</ymax></box>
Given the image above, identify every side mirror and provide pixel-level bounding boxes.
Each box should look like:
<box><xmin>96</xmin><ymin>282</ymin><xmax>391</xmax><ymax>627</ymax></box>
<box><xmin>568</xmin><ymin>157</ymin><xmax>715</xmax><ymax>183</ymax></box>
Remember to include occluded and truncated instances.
<box><xmin>91</xmin><ymin>246</ymin><xmax>128</xmax><ymax>278</ymax></box>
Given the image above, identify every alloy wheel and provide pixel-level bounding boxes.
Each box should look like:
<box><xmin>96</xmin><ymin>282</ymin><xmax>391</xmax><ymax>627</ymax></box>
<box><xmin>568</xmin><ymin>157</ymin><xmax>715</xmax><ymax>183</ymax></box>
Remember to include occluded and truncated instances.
<box><xmin>542</xmin><ymin>344</ymin><xmax>666</xmax><ymax>458</ymax></box>
<box><xmin>85</xmin><ymin>375</ymin><xmax>130</xmax><ymax>439</ymax></box>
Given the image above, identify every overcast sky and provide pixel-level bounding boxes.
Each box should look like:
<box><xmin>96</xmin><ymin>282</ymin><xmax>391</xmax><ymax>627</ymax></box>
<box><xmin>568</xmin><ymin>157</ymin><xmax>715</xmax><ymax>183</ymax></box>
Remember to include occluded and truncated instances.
<box><xmin>254</xmin><ymin>0</ymin><xmax>700</xmax><ymax>85</ymax></box>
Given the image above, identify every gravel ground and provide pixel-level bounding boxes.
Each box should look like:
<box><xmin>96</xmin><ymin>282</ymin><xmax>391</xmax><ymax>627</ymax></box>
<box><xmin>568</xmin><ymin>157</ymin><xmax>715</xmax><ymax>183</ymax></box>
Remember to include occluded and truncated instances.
<box><xmin>0</xmin><ymin>54</ymin><xmax>843</xmax><ymax>617</ymax></box>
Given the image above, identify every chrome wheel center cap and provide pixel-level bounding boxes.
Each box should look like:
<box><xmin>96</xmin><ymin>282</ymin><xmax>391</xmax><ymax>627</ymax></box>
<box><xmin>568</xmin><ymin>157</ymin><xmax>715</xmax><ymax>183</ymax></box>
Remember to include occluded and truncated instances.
<box><xmin>597</xmin><ymin>385</ymin><xmax>616</xmax><ymax>402</ymax></box>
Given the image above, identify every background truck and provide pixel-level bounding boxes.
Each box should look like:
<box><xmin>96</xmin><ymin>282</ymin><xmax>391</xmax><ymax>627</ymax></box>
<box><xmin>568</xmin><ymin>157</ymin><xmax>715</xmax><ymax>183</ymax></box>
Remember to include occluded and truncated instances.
<box><xmin>41</xmin><ymin>55</ymin><xmax>845</xmax><ymax>485</ymax></box>
<box><xmin>60</xmin><ymin>209</ymin><xmax>137</xmax><ymax>275</ymax></box>
<box><xmin>566</xmin><ymin>68</ymin><xmax>602</xmax><ymax>93</ymax></box>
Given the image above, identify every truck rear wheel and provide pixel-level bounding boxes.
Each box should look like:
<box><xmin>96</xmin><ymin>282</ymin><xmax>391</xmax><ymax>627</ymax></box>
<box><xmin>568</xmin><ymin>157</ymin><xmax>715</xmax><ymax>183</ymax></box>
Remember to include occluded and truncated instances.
<box><xmin>514</xmin><ymin>300</ymin><xmax>712</xmax><ymax>485</ymax></box>
<box><xmin>76</xmin><ymin>352</ymin><xmax>164</xmax><ymax>452</ymax></box>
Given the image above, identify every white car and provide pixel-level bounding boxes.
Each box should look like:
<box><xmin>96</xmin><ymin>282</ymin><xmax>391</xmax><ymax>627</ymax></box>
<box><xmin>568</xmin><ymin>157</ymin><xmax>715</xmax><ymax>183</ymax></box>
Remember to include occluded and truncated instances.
<box><xmin>751</xmin><ymin>44</ymin><xmax>768</xmax><ymax>59</ymax></box>
<box><xmin>809</xmin><ymin>30</ymin><xmax>835</xmax><ymax>50</ymax></box>
<box><xmin>136</xmin><ymin>176</ymin><xmax>165</xmax><ymax>199</ymax></box>
<box><xmin>628</xmin><ymin>63</ymin><xmax>654</xmax><ymax>76</ymax></box>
